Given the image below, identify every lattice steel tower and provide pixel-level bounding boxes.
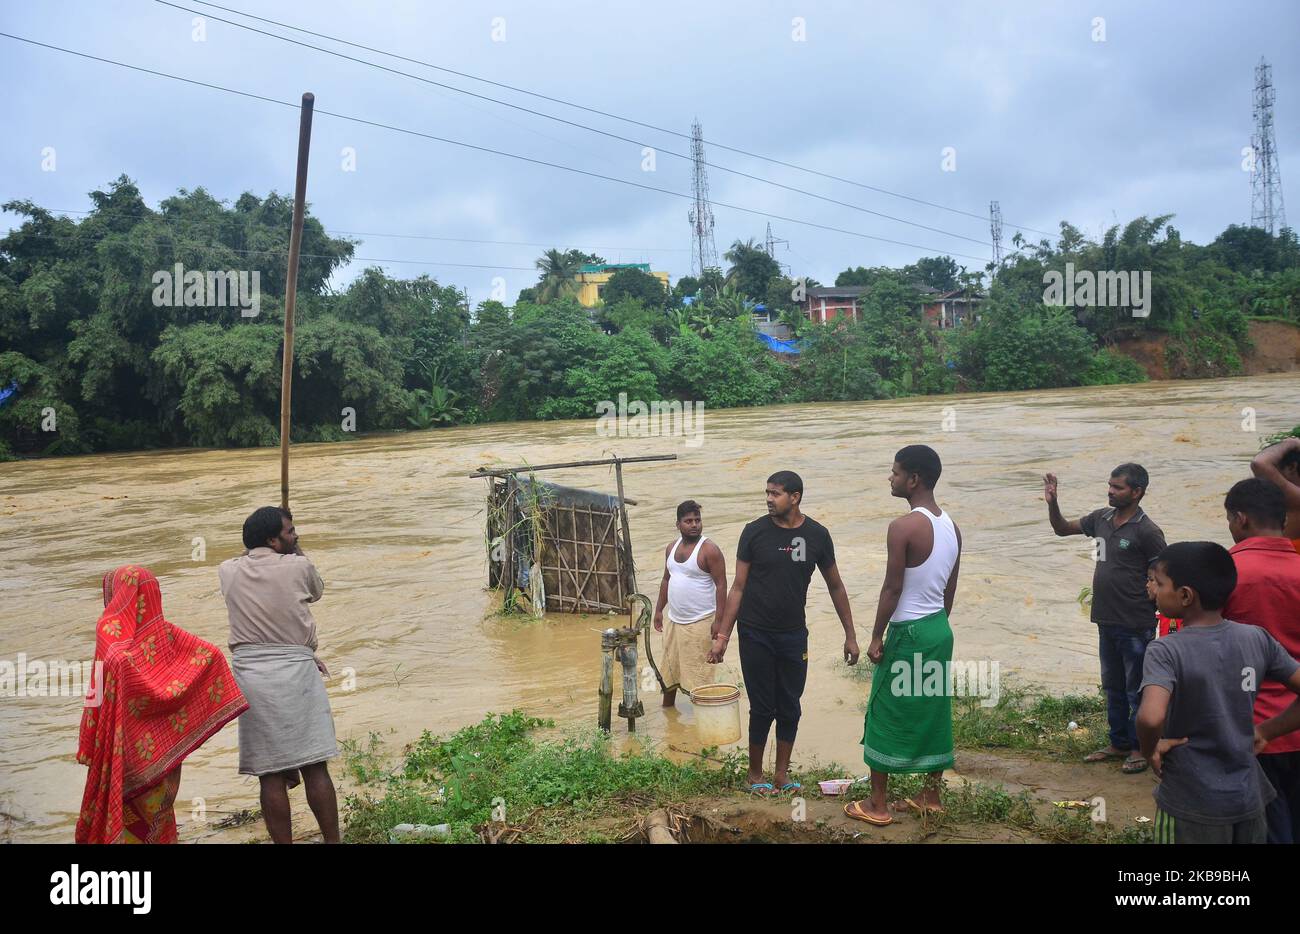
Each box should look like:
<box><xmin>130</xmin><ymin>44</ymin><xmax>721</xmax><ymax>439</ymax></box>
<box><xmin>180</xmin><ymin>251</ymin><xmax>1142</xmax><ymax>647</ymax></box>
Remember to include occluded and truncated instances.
<box><xmin>989</xmin><ymin>200</ymin><xmax>1004</xmax><ymax>273</ymax></box>
<box><xmin>687</xmin><ymin>120</ymin><xmax>718</xmax><ymax>276</ymax></box>
<box><xmin>1250</xmin><ymin>57</ymin><xmax>1287</xmax><ymax>235</ymax></box>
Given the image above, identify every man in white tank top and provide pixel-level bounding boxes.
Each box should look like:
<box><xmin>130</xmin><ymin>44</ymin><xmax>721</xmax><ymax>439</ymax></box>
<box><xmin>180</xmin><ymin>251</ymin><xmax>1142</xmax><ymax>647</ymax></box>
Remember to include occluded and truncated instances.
<box><xmin>653</xmin><ymin>500</ymin><xmax>727</xmax><ymax>707</ymax></box>
<box><xmin>846</xmin><ymin>445</ymin><xmax>962</xmax><ymax>828</ymax></box>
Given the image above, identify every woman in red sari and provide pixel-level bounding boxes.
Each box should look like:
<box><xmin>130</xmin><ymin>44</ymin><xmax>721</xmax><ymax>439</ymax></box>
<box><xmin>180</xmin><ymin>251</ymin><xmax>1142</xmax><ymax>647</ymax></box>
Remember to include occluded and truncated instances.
<box><xmin>76</xmin><ymin>565</ymin><xmax>248</xmax><ymax>843</ymax></box>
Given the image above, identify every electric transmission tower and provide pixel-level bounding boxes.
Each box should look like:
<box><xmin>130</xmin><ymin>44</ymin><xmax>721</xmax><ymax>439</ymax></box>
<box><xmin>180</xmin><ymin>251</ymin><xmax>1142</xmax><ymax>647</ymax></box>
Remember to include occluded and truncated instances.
<box><xmin>989</xmin><ymin>200</ymin><xmax>1004</xmax><ymax>274</ymax></box>
<box><xmin>764</xmin><ymin>221</ymin><xmax>790</xmax><ymax>273</ymax></box>
<box><xmin>1250</xmin><ymin>57</ymin><xmax>1287</xmax><ymax>235</ymax></box>
<box><xmin>687</xmin><ymin>119</ymin><xmax>718</xmax><ymax>277</ymax></box>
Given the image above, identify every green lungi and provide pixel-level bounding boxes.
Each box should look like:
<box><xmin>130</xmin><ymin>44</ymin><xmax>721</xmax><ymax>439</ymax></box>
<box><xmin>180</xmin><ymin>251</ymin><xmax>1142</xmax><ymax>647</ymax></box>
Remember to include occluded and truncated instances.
<box><xmin>861</xmin><ymin>608</ymin><xmax>955</xmax><ymax>774</ymax></box>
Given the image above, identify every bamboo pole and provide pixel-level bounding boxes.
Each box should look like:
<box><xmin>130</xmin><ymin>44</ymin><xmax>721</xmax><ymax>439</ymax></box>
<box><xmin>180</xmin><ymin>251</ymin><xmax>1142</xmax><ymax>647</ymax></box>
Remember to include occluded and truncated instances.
<box><xmin>468</xmin><ymin>454</ymin><xmax>675</xmax><ymax>478</ymax></box>
<box><xmin>613</xmin><ymin>457</ymin><xmax>637</xmax><ymax>604</ymax></box>
<box><xmin>280</xmin><ymin>92</ymin><xmax>315</xmax><ymax>511</ymax></box>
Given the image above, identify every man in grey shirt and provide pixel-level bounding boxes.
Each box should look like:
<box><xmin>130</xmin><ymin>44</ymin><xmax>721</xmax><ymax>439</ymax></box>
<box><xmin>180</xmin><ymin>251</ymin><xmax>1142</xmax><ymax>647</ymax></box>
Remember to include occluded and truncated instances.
<box><xmin>219</xmin><ymin>506</ymin><xmax>339</xmax><ymax>844</ymax></box>
<box><xmin>1044</xmin><ymin>463</ymin><xmax>1166</xmax><ymax>773</ymax></box>
<box><xmin>1138</xmin><ymin>541</ymin><xmax>1300</xmax><ymax>844</ymax></box>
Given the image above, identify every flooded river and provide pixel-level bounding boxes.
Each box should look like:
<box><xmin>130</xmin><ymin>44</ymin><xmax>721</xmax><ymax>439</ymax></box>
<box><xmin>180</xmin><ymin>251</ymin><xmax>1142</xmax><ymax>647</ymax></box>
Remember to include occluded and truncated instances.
<box><xmin>2</xmin><ymin>373</ymin><xmax>1295</xmax><ymax>841</ymax></box>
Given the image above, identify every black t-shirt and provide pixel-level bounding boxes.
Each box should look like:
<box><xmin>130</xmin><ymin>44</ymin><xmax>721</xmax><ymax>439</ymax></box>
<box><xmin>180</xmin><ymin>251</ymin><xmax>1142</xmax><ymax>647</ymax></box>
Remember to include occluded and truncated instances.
<box><xmin>1079</xmin><ymin>506</ymin><xmax>1166</xmax><ymax>629</ymax></box>
<box><xmin>736</xmin><ymin>514</ymin><xmax>835</xmax><ymax>631</ymax></box>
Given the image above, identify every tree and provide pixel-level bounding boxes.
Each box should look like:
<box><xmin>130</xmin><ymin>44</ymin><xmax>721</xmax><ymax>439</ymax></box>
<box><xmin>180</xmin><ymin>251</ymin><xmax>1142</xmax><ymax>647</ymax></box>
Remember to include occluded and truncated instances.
<box><xmin>598</xmin><ymin>297</ymin><xmax>673</xmax><ymax>342</ymax></box>
<box><xmin>600</xmin><ymin>267</ymin><xmax>666</xmax><ymax>307</ymax></box>
<box><xmin>537</xmin><ymin>326</ymin><xmax>667</xmax><ymax>419</ymax></box>
<box><xmin>793</xmin><ymin>321</ymin><xmax>887</xmax><ymax>401</ymax></box>
<box><xmin>951</xmin><ymin>298</ymin><xmax>1098</xmax><ymax>392</ymax></box>
<box><xmin>670</xmin><ymin>275</ymin><xmax>700</xmax><ymax>307</ymax></box>
<box><xmin>903</xmin><ymin>256</ymin><xmax>960</xmax><ymax>292</ymax></box>
<box><xmin>0</xmin><ymin>176</ymin><xmax>357</xmax><ymax>453</ymax></box>
<box><xmin>697</xmin><ymin>266</ymin><xmax>726</xmax><ymax>299</ymax></box>
<box><xmin>723</xmin><ymin>239</ymin><xmax>781</xmax><ymax>301</ymax></box>
<box><xmin>533</xmin><ymin>248</ymin><xmax>582</xmax><ymax>302</ymax></box>
<box><xmin>667</xmin><ymin>319</ymin><xmax>783</xmax><ymax>408</ymax></box>
<box><xmin>483</xmin><ymin>299</ymin><xmax>601</xmax><ymax>420</ymax></box>
<box><xmin>835</xmin><ymin>265</ymin><xmax>892</xmax><ymax>288</ymax></box>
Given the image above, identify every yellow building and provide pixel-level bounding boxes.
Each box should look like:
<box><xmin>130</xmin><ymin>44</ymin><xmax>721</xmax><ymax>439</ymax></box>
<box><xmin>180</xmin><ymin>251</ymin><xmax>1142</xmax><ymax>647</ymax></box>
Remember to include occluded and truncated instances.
<box><xmin>574</xmin><ymin>263</ymin><xmax>671</xmax><ymax>307</ymax></box>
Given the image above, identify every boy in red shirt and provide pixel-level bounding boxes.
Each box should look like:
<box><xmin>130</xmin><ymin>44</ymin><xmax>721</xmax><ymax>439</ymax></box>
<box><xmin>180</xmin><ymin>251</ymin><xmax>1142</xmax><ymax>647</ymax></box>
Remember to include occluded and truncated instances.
<box><xmin>1147</xmin><ymin>559</ymin><xmax>1181</xmax><ymax>636</ymax></box>
<box><xmin>1223</xmin><ymin>477</ymin><xmax>1300</xmax><ymax>843</ymax></box>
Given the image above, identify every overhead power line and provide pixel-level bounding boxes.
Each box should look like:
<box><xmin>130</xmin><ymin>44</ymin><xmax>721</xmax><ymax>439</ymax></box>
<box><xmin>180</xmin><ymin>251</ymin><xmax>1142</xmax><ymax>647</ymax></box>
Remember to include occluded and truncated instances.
<box><xmin>0</xmin><ymin>203</ymin><xmax>690</xmax><ymax>254</ymax></box>
<box><xmin>0</xmin><ymin>32</ymin><xmax>995</xmax><ymax>264</ymax></box>
<box><xmin>154</xmin><ymin>0</ymin><xmax>992</xmax><ymax>248</ymax></box>
<box><xmin>174</xmin><ymin>0</ymin><xmax>1055</xmax><ymax>238</ymax></box>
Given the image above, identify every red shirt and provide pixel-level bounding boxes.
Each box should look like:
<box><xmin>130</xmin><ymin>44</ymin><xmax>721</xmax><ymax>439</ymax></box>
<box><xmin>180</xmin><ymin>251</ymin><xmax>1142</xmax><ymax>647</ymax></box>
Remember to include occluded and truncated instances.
<box><xmin>1156</xmin><ymin>613</ymin><xmax>1182</xmax><ymax>637</ymax></box>
<box><xmin>1223</xmin><ymin>536</ymin><xmax>1300</xmax><ymax>754</ymax></box>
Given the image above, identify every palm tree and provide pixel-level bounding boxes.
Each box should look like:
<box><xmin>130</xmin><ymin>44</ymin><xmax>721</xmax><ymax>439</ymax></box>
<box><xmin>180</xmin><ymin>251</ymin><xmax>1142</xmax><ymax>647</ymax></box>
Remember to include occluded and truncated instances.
<box><xmin>722</xmin><ymin>238</ymin><xmax>764</xmax><ymax>289</ymax></box>
<box><xmin>534</xmin><ymin>248</ymin><xmax>582</xmax><ymax>302</ymax></box>
<box><xmin>723</xmin><ymin>238</ymin><xmax>763</xmax><ymax>267</ymax></box>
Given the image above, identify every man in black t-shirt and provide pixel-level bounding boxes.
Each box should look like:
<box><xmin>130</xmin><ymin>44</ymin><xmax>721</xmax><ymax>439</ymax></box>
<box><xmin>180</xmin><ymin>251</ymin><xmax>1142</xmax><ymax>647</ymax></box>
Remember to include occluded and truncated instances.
<box><xmin>708</xmin><ymin>471</ymin><xmax>860</xmax><ymax>794</ymax></box>
<box><xmin>1044</xmin><ymin>463</ymin><xmax>1166</xmax><ymax>775</ymax></box>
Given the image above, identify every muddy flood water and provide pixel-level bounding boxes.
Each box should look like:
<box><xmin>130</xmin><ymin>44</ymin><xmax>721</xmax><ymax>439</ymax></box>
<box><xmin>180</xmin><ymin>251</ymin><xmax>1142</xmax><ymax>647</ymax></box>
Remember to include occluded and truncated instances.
<box><xmin>2</xmin><ymin>373</ymin><xmax>1295</xmax><ymax>842</ymax></box>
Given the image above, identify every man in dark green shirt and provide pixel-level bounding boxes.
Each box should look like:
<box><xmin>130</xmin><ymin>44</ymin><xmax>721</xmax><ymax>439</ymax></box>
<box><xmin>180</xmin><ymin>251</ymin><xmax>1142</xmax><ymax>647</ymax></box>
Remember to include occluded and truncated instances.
<box><xmin>1044</xmin><ymin>463</ymin><xmax>1166</xmax><ymax>774</ymax></box>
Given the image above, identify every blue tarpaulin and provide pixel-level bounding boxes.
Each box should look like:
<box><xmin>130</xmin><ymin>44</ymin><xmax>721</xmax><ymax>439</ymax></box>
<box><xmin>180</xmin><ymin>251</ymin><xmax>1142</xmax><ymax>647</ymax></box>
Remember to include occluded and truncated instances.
<box><xmin>756</xmin><ymin>332</ymin><xmax>802</xmax><ymax>354</ymax></box>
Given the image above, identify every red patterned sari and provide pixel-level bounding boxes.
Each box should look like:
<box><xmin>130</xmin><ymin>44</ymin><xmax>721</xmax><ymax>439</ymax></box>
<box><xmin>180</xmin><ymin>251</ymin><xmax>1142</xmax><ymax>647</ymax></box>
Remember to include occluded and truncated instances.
<box><xmin>76</xmin><ymin>566</ymin><xmax>248</xmax><ymax>843</ymax></box>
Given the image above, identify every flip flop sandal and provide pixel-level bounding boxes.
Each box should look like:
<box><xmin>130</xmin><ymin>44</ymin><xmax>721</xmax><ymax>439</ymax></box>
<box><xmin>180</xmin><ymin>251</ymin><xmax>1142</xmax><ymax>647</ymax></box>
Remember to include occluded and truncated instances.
<box><xmin>779</xmin><ymin>782</ymin><xmax>802</xmax><ymax>794</ymax></box>
<box><xmin>1083</xmin><ymin>749</ymin><xmax>1129</xmax><ymax>763</ymax></box>
<box><xmin>749</xmin><ymin>782</ymin><xmax>775</xmax><ymax>796</ymax></box>
<box><xmin>844</xmin><ymin>800</ymin><xmax>894</xmax><ymax>826</ymax></box>
<box><xmin>1121</xmin><ymin>757</ymin><xmax>1149</xmax><ymax>774</ymax></box>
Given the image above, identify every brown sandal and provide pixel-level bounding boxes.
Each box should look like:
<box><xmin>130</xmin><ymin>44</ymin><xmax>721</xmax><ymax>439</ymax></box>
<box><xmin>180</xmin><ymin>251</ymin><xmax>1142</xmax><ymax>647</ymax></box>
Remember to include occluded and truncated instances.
<box><xmin>844</xmin><ymin>800</ymin><xmax>894</xmax><ymax>826</ymax></box>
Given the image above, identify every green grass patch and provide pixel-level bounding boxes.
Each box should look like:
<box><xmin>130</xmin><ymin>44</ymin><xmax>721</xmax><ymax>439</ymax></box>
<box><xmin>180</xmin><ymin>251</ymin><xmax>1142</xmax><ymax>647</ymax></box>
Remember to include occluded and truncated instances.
<box><xmin>343</xmin><ymin>706</ymin><xmax>1144</xmax><ymax>844</ymax></box>
<box><xmin>951</xmin><ymin>684</ymin><xmax>1109</xmax><ymax>759</ymax></box>
<box><xmin>344</xmin><ymin>710</ymin><xmax>834</xmax><ymax>843</ymax></box>
<box><xmin>842</xmin><ymin>663</ymin><xmax>1109</xmax><ymax>760</ymax></box>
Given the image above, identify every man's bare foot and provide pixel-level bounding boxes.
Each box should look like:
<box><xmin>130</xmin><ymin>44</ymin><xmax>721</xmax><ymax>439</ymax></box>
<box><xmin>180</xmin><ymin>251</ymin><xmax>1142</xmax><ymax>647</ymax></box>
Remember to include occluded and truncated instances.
<box><xmin>746</xmin><ymin>770</ymin><xmax>774</xmax><ymax>795</ymax></box>
<box><xmin>662</xmin><ymin>689</ymin><xmax>677</xmax><ymax>708</ymax></box>
<box><xmin>917</xmin><ymin>788</ymin><xmax>944</xmax><ymax>813</ymax></box>
<box><xmin>1083</xmin><ymin>746</ymin><xmax>1129</xmax><ymax>762</ymax></box>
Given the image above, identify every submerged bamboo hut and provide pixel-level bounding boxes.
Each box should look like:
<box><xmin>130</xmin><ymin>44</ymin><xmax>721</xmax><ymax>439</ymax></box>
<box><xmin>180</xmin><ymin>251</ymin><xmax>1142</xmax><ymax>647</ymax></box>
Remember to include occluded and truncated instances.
<box><xmin>471</xmin><ymin>456</ymin><xmax>676</xmax><ymax>616</ymax></box>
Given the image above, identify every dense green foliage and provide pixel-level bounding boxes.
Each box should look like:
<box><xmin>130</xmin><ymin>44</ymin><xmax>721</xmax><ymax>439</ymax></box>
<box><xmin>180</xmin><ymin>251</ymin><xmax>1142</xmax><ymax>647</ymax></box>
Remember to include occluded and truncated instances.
<box><xmin>2</xmin><ymin>176</ymin><xmax>1296</xmax><ymax>458</ymax></box>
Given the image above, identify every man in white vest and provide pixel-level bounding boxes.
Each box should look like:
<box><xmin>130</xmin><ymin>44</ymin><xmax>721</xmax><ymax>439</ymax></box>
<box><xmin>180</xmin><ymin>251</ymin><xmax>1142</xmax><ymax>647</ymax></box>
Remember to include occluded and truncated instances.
<box><xmin>653</xmin><ymin>500</ymin><xmax>727</xmax><ymax>706</ymax></box>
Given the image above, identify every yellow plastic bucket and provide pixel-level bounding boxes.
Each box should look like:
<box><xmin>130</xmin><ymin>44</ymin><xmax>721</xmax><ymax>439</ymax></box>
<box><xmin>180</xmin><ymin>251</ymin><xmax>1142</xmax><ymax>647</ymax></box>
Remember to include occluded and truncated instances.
<box><xmin>691</xmin><ymin>683</ymin><xmax>742</xmax><ymax>745</ymax></box>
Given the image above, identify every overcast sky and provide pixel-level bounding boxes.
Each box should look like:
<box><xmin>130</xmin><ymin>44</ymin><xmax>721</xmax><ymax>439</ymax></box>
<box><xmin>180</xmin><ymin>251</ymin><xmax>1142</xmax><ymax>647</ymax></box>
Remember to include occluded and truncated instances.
<box><xmin>2</xmin><ymin>0</ymin><xmax>1296</xmax><ymax>305</ymax></box>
